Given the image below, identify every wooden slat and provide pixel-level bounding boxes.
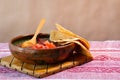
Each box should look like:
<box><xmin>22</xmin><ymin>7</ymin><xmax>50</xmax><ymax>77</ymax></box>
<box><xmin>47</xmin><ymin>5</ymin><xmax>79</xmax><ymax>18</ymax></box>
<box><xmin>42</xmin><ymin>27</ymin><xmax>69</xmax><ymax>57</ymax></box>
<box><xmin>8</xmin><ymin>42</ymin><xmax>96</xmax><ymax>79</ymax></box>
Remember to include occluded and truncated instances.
<box><xmin>11</xmin><ymin>58</ymin><xmax>23</xmax><ymax>71</ymax></box>
<box><xmin>34</xmin><ymin>64</ymin><xmax>47</xmax><ymax>78</ymax></box>
<box><xmin>1</xmin><ymin>55</ymin><xmax>14</xmax><ymax>67</ymax></box>
<box><xmin>47</xmin><ymin>63</ymin><xmax>61</xmax><ymax>74</ymax></box>
<box><xmin>22</xmin><ymin>63</ymin><xmax>35</xmax><ymax>75</ymax></box>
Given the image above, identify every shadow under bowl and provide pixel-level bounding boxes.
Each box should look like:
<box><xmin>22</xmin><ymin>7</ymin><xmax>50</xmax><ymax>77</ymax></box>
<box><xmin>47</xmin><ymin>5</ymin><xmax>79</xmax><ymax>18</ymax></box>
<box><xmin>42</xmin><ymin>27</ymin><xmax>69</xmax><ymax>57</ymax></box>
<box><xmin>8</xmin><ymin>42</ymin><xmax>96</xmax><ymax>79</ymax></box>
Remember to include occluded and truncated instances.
<box><xmin>9</xmin><ymin>33</ymin><xmax>75</xmax><ymax>64</ymax></box>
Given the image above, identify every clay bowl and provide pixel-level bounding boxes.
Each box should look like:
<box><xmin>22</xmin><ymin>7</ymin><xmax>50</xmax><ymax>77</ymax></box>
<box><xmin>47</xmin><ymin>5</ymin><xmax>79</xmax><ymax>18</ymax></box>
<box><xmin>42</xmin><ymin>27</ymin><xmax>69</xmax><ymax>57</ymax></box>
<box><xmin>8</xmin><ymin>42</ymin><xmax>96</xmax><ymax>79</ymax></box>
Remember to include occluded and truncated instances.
<box><xmin>9</xmin><ymin>33</ymin><xmax>75</xmax><ymax>64</ymax></box>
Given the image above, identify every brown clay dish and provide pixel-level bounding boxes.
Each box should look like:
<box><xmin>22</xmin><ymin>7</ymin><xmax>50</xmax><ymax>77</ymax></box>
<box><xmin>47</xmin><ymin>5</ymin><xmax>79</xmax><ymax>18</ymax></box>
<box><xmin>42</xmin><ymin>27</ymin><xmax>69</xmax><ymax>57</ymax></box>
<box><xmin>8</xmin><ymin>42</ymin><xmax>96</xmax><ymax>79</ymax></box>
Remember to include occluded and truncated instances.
<box><xmin>9</xmin><ymin>33</ymin><xmax>75</xmax><ymax>64</ymax></box>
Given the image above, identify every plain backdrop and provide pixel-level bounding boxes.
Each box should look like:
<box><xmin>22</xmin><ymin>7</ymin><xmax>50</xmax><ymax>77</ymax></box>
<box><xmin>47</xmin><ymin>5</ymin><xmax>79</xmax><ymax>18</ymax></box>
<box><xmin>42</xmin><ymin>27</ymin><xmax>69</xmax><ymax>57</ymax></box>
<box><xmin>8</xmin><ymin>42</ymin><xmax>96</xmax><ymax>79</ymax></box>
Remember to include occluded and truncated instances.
<box><xmin>0</xmin><ymin>0</ymin><xmax>120</xmax><ymax>42</ymax></box>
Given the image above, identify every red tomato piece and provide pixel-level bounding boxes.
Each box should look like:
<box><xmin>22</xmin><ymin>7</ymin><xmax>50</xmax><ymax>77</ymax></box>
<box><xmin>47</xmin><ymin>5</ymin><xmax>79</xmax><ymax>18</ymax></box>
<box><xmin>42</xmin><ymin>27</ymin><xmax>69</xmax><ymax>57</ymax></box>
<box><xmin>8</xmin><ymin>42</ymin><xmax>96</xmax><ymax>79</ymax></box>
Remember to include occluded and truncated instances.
<box><xmin>31</xmin><ymin>45</ymin><xmax>38</xmax><ymax>49</ymax></box>
<box><xmin>31</xmin><ymin>40</ymin><xmax>56</xmax><ymax>50</ymax></box>
<box><xmin>44</xmin><ymin>40</ymin><xmax>56</xmax><ymax>48</ymax></box>
<box><xmin>36</xmin><ymin>44</ymin><xmax>43</xmax><ymax>48</ymax></box>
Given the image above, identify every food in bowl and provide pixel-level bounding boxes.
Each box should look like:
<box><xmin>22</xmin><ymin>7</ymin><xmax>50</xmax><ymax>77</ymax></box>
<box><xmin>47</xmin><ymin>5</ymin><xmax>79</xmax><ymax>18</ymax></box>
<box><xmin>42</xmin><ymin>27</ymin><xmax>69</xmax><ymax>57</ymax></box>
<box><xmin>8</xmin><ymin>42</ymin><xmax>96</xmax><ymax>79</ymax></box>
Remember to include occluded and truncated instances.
<box><xmin>9</xmin><ymin>33</ymin><xmax>75</xmax><ymax>64</ymax></box>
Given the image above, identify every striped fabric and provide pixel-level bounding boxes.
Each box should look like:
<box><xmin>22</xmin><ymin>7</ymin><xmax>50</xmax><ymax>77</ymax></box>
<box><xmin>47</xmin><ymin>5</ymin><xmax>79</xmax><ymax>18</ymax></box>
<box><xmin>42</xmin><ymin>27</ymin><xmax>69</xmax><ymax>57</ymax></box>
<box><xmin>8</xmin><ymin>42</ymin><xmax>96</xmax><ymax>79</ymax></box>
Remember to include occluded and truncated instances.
<box><xmin>0</xmin><ymin>41</ymin><xmax>120</xmax><ymax>80</ymax></box>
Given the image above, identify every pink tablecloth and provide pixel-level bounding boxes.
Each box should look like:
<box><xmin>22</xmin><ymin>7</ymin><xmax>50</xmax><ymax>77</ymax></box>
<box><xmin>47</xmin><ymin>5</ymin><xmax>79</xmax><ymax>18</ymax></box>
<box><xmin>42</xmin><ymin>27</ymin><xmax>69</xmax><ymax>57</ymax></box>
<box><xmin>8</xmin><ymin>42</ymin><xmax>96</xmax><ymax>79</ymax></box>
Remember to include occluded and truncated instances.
<box><xmin>0</xmin><ymin>41</ymin><xmax>120</xmax><ymax>80</ymax></box>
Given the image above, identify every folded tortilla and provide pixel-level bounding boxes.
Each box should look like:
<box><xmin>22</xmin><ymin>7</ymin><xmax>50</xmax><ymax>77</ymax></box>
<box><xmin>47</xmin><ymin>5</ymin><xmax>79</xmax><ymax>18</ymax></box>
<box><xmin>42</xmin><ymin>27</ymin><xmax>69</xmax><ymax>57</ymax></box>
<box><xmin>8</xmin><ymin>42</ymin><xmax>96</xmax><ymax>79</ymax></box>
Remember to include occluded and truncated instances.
<box><xmin>50</xmin><ymin>24</ymin><xmax>92</xmax><ymax>57</ymax></box>
<box><xmin>55</xmin><ymin>24</ymin><xmax>90</xmax><ymax>50</ymax></box>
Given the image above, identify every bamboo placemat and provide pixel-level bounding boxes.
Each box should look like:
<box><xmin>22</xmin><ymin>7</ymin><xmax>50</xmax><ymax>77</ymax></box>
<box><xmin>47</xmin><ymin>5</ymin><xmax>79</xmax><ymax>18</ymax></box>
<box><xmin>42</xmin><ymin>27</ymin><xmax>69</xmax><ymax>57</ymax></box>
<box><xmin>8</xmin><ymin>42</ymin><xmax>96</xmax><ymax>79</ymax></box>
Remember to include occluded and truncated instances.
<box><xmin>0</xmin><ymin>52</ymin><xmax>93</xmax><ymax>78</ymax></box>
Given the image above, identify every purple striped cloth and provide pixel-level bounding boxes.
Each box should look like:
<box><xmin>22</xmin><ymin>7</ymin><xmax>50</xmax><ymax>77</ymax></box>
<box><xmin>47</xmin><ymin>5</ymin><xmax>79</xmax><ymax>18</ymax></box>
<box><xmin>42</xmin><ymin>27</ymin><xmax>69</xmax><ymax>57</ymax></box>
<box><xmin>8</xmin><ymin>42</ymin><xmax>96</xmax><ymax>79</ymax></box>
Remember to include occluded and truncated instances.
<box><xmin>0</xmin><ymin>41</ymin><xmax>120</xmax><ymax>80</ymax></box>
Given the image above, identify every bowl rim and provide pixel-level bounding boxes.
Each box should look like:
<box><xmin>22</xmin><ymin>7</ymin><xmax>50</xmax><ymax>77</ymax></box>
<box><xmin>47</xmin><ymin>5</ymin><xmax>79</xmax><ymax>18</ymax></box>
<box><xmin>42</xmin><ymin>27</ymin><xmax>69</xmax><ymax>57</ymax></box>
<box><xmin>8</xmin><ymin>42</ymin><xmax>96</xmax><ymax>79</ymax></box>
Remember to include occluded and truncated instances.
<box><xmin>9</xmin><ymin>33</ymin><xmax>75</xmax><ymax>51</ymax></box>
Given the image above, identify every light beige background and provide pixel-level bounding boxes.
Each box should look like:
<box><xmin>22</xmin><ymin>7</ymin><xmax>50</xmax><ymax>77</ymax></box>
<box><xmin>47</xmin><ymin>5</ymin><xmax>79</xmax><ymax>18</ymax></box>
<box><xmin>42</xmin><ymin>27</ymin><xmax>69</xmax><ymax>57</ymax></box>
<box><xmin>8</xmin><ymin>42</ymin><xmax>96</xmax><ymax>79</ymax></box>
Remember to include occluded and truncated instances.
<box><xmin>0</xmin><ymin>0</ymin><xmax>120</xmax><ymax>42</ymax></box>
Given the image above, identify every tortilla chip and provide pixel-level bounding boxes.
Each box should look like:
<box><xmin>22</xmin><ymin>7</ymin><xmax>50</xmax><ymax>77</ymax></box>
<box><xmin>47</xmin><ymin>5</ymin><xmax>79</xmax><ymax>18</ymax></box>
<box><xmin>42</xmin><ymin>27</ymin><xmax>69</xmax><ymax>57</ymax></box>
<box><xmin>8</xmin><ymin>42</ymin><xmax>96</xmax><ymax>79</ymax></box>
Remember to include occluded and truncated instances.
<box><xmin>55</xmin><ymin>24</ymin><xmax>90</xmax><ymax>50</ymax></box>
<box><xmin>50</xmin><ymin>24</ymin><xmax>92</xmax><ymax>57</ymax></box>
<box><xmin>50</xmin><ymin>30</ymin><xmax>74</xmax><ymax>42</ymax></box>
<box><xmin>50</xmin><ymin>30</ymin><xmax>92</xmax><ymax>57</ymax></box>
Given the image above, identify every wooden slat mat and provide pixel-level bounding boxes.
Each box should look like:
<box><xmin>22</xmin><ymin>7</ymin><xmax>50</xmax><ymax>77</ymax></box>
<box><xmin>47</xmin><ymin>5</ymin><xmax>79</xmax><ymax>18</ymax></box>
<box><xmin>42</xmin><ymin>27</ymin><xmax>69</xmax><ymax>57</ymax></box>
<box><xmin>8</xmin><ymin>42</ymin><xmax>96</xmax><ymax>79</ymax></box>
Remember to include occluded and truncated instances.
<box><xmin>0</xmin><ymin>52</ymin><xmax>93</xmax><ymax>78</ymax></box>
